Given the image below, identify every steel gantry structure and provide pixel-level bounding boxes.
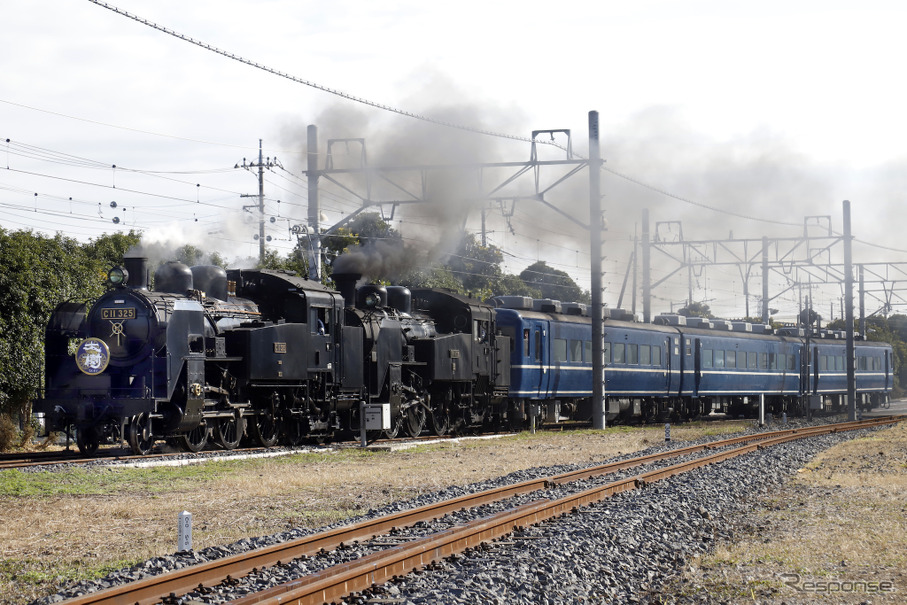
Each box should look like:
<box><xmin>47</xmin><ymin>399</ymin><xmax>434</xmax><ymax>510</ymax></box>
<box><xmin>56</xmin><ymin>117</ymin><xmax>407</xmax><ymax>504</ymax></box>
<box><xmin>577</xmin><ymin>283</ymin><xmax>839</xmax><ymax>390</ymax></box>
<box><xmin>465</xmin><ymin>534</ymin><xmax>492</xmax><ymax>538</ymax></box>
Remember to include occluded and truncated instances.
<box><xmin>298</xmin><ymin>114</ymin><xmax>610</xmax><ymax>429</ymax></box>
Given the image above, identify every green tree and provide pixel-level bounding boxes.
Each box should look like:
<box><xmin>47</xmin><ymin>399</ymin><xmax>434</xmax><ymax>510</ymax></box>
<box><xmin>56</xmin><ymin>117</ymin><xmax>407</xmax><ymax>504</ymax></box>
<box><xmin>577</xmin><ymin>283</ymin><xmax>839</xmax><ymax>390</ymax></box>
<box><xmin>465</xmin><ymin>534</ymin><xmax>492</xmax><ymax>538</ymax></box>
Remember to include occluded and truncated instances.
<box><xmin>519</xmin><ymin>261</ymin><xmax>587</xmax><ymax>303</ymax></box>
<box><xmin>677</xmin><ymin>302</ymin><xmax>715</xmax><ymax>318</ymax></box>
<box><xmin>0</xmin><ymin>229</ymin><xmax>140</xmax><ymax>429</ymax></box>
<box><xmin>445</xmin><ymin>233</ymin><xmax>507</xmax><ymax>298</ymax></box>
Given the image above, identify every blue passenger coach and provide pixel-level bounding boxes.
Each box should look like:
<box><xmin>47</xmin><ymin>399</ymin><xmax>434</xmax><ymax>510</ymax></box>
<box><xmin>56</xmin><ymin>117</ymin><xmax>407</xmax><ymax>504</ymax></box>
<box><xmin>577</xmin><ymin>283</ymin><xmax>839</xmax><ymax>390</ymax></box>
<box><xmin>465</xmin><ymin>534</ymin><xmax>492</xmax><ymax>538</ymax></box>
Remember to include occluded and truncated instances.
<box><xmin>490</xmin><ymin>296</ymin><xmax>892</xmax><ymax>424</ymax></box>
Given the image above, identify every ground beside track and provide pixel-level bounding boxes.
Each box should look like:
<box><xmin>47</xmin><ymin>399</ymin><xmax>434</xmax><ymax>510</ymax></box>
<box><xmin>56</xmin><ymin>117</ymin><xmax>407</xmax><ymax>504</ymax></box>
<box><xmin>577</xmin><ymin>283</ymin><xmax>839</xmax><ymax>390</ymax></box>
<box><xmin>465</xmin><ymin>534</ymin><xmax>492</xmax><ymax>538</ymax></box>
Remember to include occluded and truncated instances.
<box><xmin>655</xmin><ymin>417</ymin><xmax>907</xmax><ymax>604</ymax></box>
<box><xmin>1</xmin><ymin>413</ymin><xmax>904</xmax><ymax>605</ymax></box>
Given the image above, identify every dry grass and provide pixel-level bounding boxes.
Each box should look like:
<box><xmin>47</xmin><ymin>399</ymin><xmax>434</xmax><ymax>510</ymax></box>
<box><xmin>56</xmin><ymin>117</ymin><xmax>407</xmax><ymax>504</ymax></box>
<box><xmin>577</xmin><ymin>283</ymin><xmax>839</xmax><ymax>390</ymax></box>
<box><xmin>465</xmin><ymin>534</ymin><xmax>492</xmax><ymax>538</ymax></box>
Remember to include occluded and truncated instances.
<box><xmin>661</xmin><ymin>422</ymin><xmax>907</xmax><ymax>604</ymax></box>
<box><xmin>0</xmin><ymin>420</ymin><xmax>744</xmax><ymax>604</ymax></box>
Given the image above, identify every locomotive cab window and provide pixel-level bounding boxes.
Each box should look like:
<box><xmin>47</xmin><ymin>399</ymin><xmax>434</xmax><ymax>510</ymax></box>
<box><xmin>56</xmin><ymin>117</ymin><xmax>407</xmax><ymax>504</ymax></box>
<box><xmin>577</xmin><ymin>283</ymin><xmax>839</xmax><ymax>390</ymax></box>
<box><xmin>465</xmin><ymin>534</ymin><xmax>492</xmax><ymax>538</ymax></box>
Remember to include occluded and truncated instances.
<box><xmin>311</xmin><ymin>308</ymin><xmax>329</xmax><ymax>335</ymax></box>
<box><xmin>474</xmin><ymin>320</ymin><xmax>488</xmax><ymax>343</ymax></box>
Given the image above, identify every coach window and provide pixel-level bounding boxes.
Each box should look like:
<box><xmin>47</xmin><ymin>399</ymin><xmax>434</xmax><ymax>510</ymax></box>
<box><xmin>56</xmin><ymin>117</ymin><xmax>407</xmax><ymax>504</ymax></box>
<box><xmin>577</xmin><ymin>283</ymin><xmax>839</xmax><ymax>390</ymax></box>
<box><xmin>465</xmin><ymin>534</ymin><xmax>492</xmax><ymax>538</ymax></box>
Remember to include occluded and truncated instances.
<box><xmin>603</xmin><ymin>342</ymin><xmax>611</xmax><ymax>364</ymax></box>
<box><xmin>748</xmin><ymin>352</ymin><xmax>757</xmax><ymax>369</ymax></box>
<box><xmin>534</xmin><ymin>329</ymin><xmax>542</xmax><ymax>361</ymax></box>
<box><xmin>685</xmin><ymin>338</ymin><xmax>692</xmax><ymax>355</ymax></box>
<box><xmin>652</xmin><ymin>345</ymin><xmax>661</xmax><ymax>366</ymax></box>
<box><xmin>554</xmin><ymin>338</ymin><xmax>568</xmax><ymax>362</ymax></box>
<box><xmin>523</xmin><ymin>329</ymin><xmax>530</xmax><ymax>358</ymax></box>
<box><xmin>584</xmin><ymin>340</ymin><xmax>592</xmax><ymax>363</ymax></box>
<box><xmin>570</xmin><ymin>339</ymin><xmax>582</xmax><ymax>363</ymax></box>
<box><xmin>639</xmin><ymin>344</ymin><xmax>651</xmax><ymax>365</ymax></box>
<box><xmin>628</xmin><ymin>344</ymin><xmax>639</xmax><ymax>364</ymax></box>
<box><xmin>702</xmin><ymin>349</ymin><xmax>713</xmax><ymax>369</ymax></box>
<box><xmin>768</xmin><ymin>353</ymin><xmax>777</xmax><ymax>369</ymax></box>
<box><xmin>859</xmin><ymin>355</ymin><xmax>868</xmax><ymax>371</ymax></box>
<box><xmin>726</xmin><ymin>350</ymin><xmax>736</xmax><ymax>369</ymax></box>
<box><xmin>713</xmin><ymin>350</ymin><xmax>725</xmax><ymax>368</ymax></box>
<box><xmin>613</xmin><ymin>343</ymin><xmax>625</xmax><ymax>364</ymax></box>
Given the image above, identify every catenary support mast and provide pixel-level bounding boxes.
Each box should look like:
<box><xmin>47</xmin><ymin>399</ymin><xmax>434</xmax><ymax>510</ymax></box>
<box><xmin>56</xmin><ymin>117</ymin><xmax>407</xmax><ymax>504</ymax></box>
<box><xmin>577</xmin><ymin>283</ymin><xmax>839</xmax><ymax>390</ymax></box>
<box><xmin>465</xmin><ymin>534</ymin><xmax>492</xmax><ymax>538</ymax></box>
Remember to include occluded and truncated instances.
<box><xmin>589</xmin><ymin>111</ymin><xmax>606</xmax><ymax>430</ymax></box>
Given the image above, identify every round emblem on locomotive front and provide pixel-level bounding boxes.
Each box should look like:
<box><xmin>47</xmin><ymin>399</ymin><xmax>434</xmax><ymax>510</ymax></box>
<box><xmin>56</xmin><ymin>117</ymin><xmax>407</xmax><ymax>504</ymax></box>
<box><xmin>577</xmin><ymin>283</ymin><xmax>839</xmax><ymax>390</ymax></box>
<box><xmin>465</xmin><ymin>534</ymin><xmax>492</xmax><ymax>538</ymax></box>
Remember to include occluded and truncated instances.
<box><xmin>75</xmin><ymin>338</ymin><xmax>110</xmax><ymax>375</ymax></box>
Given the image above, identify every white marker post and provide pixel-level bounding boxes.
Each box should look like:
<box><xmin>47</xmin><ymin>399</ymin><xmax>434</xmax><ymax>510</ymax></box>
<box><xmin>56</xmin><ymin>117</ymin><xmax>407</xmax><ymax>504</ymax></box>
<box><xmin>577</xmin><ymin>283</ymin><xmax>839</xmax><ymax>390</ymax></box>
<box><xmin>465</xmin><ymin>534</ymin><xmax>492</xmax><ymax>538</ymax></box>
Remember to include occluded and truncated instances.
<box><xmin>664</xmin><ymin>423</ymin><xmax>671</xmax><ymax>442</ymax></box>
<box><xmin>178</xmin><ymin>511</ymin><xmax>192</xmax><ymax>552</ymax></box>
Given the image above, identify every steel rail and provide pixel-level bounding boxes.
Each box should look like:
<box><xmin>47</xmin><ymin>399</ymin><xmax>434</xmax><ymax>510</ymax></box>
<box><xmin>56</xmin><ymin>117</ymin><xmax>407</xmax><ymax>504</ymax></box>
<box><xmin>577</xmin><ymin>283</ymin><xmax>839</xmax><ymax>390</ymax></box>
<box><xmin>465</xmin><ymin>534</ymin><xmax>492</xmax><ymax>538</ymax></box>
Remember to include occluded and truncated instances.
<box><xmin>55</xmin><ymin>416</ymin><xmax>903</xmax><ymax>605</ymax></box>
<box><xmin>228</xmin><ymin>416</ymin><xmax>904</xmax><ymax>605</ymax></box>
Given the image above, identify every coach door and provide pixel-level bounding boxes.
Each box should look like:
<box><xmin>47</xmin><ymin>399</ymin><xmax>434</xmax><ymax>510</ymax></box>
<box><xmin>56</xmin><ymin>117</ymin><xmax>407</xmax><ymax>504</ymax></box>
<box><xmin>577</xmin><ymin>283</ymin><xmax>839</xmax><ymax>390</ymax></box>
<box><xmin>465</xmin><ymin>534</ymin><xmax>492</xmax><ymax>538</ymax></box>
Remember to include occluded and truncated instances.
<box><xmin>534</xmin><ymin>325</ymin><xmax>547</xmax><ymax>398</ymax></box>
<box><xmin>695</xmin><ymin>338</ymin><xmax>705</xmax><ymax>397</ymax></box>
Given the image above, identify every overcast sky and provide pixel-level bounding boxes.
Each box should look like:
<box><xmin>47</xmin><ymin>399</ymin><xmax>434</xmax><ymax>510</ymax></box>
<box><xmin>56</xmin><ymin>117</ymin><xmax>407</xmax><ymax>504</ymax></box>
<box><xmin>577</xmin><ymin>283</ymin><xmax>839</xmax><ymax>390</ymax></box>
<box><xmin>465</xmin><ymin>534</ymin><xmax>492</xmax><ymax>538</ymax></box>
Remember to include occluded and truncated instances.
<box><xmin>4</xmin><ymin>0</ymin><xmax>907</xmax><ymax>321</ymax></box>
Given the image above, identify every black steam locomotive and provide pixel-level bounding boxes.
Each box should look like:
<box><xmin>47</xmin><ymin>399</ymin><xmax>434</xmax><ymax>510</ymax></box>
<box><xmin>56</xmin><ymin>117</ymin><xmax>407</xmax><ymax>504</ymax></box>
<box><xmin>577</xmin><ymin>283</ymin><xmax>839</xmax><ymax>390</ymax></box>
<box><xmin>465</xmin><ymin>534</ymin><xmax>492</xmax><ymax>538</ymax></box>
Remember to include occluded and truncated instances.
<box><xmin>35</xmin><ymin>257</ymin><xmax>512</xmax><ymax>455</ymax></box>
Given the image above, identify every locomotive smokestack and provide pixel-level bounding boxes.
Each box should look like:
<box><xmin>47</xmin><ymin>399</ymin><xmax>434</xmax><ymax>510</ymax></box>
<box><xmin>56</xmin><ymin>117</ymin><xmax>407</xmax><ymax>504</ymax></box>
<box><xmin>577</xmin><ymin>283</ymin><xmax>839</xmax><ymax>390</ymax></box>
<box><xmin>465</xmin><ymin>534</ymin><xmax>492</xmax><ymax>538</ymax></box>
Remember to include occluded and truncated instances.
<box><xmin>123</xmin><ymin>257</ymin><xmax>149</xmax><ymax>290</ymax></box>
<box><xmin>331</xmin><ymin>272</ymin><xmax>361</xmax><ymax>307</ymax></box>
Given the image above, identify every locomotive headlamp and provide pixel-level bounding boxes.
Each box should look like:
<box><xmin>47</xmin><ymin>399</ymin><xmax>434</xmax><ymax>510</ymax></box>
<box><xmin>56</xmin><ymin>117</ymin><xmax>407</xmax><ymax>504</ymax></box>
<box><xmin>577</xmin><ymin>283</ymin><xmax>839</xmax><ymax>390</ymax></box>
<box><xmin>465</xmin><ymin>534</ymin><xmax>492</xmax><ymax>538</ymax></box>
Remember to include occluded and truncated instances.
<box><xmin>364</xmin><ymin>292</ymin><xmax>381</xmax><ymax>308</ymax></box>
<box><xmin>107</xmin><ymin>266</ymin><xmax>129</xmax><ymax>287</ymax></box>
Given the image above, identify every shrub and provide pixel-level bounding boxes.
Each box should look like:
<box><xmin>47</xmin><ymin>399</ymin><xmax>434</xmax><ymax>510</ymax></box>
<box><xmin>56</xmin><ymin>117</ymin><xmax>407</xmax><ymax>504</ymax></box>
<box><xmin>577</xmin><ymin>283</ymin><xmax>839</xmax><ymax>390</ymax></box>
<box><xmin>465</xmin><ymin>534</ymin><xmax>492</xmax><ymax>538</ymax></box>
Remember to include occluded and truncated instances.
<box><xmin>0</xmin><ymin>414</ymin><xmax>17</xmax><ymax>452</ymax></box>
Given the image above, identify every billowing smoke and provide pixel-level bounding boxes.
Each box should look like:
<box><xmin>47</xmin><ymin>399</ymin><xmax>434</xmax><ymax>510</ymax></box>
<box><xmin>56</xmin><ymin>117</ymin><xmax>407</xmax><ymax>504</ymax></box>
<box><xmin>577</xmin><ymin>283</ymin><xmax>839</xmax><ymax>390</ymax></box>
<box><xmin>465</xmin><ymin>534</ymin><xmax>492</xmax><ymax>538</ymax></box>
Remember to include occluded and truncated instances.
<box><xmin>331</xmin><ymin>239</ymin><xmax>426</xmax><ymax>280</ymax></box>
<box><xmin>280</xmin><ymin>71</ymin><xmax>531</xmax><ymax>281</ymax></box>
<box><xmin>281</xmin><ymin>84</ymin><xmax>902</xmax><ymax>320</ymax></box>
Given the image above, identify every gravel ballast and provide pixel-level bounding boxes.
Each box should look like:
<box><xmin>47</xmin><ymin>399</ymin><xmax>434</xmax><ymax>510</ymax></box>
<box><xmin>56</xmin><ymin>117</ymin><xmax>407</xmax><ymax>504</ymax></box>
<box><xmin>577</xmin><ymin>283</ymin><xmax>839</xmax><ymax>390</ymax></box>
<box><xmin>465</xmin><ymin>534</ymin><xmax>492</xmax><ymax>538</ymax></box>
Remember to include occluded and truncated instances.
<box><xmin>30</xmin><ymin>420</ymin><xmax>891</xmax><ymax>604</ymax></box>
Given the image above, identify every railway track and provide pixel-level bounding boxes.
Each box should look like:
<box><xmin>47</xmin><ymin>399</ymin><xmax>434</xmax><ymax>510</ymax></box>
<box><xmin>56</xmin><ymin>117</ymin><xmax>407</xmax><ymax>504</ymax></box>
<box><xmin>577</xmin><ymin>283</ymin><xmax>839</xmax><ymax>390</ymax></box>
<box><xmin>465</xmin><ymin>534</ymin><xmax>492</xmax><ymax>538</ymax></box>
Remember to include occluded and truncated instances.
<box><xmin>0</xmin><ymin>449</ymin><xmax>84</xmax><ymax>470</ymax></box>
<box><xmin>0</xmin><ymin>415</ymin><xmax>756</xmax><ymax>470</ymax></box>
<box><xmin>52</xmin><ymin>415</ymin><xmax>903</xmax><ymax>605</ymax></box>
<box><xmin>0</xmin><ymin>445</ymin><xmax>318</xmax><ymax>471</ymax></box>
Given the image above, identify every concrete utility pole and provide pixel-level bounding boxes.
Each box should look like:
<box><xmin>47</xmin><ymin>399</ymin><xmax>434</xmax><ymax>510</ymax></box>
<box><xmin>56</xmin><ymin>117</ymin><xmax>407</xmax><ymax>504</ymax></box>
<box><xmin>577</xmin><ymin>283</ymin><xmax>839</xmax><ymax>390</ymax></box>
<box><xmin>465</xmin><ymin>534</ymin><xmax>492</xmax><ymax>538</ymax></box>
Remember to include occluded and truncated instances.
<box><xmin>843</xmin><ymin>200</ymin><xmax>856</xmax><ymax>421</ymax></box>
<box><xmin>238</xmin><ymin>139</ymin><xmax>278</xmax><ymax>265</ymax></box>
<box><xmin>589</xmin><ymin>111</ymin><xmax>606</xmax><ymax>431</ymax></box>
<box><xmin>306</xmin><ymin>125</ymin><xmax>322</xmax><ymax>281</ymax></box>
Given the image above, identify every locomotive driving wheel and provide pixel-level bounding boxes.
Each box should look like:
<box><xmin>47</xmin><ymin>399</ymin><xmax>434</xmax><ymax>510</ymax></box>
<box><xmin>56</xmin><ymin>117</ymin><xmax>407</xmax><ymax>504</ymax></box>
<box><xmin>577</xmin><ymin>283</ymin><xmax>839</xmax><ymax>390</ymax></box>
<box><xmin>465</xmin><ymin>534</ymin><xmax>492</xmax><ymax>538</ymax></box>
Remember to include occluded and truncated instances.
<box><xmin>126</xmin><ymin>413</ymin><xmax>155</xmax><ymax>455</ymax></box>
<box><xmin>250</xmin><ymin>410</ymin><xmax>280</xmax><ymax>447</ymax></box>
<box><xmin>249</xmin><ymin>396</ymin><xmax>280</xmax><ymax>448</ymax></box>
<box><xmin>402</xmin><ymin>403</ymin><xmax>426</xmax><ymax>438</ymax></box>
<box><xmin>76</xmin><ymin>426</ymin><xmax>99</xmax><ymax>456</ymax></box>
<box><xmin>213</xmin><ymin>409</ymin><xmax>245</xmax><ymax>450</ymax></box>
<box><xmin>176</xmin><ymin>422</ymin><xmax>209</xmax><ymax>452</ymax></box>
<box><xmin>383</xmin><ymin>412</ymin><xmax>401</xmax><ymax>440</ymax></box>
<box><xmin>429</xmin><ymin>388</ymin><xmax>451</xmax><ymax>436</ymax></box>
<box><xmin>281</xmin><ymin>416</ymin><xmax>306</xmax><ymax>446</ymax></box>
